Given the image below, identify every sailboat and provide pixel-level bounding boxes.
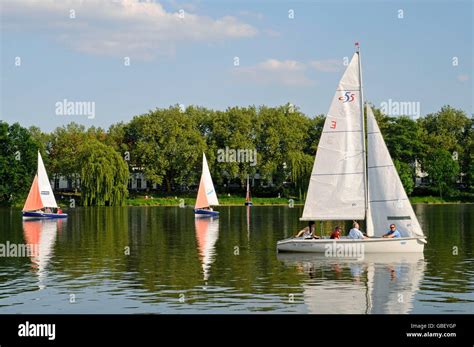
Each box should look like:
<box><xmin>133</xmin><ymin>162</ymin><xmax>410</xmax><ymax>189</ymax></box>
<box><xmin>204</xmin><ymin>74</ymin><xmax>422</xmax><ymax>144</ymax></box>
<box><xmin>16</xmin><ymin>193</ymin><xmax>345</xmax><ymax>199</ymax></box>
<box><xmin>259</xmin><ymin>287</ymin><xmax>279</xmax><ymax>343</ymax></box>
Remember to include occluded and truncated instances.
<box><xmin>244</xmin><ymin>175</ymin><xmax>253</xmax><ymax>206</ymax></box>
<box><xmin>22</xmin><ymin>152</ymin><xmax>67</xmax><ymax>220</ymax></box>
<box><xmin>194</xmin><ymin>153</ymin><xmax>219</xmax><ymax>217</ymax></box>
<box><xmin>277</xmin><ymin>45</ymin><xmax>426</xmax><ymax>253</ymax></box>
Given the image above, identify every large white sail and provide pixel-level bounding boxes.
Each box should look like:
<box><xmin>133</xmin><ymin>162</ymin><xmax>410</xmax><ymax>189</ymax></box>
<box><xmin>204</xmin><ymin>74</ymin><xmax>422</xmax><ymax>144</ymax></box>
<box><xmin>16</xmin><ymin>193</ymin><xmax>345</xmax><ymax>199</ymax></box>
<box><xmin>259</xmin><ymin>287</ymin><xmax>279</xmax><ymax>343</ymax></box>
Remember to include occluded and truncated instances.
<box><xmin>202</xmin><ymin>153</ymin><xmax>219</xmax><ymax>206</ymax></box>
<box><xmin>37</xmin><ymin>152</ymin><xmax>58</xmax><ymax>208</ymax></box>
<box><xmin>301</xmin><ymin>52</ymin><xmax>366</xmax><ymax>220</ymax></box>
<box><xmin>366</xmin><ymin>106</ymin><xmax>424</xmax><ymax>237</ymax></box>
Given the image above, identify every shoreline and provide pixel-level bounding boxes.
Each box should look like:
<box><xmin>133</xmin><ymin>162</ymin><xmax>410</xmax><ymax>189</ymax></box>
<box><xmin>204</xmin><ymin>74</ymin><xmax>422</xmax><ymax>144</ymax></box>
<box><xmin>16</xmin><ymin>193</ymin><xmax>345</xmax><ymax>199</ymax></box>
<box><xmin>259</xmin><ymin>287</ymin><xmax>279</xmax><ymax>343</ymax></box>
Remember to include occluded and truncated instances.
<box><xmin>6</xmin><ymin>196</ymin><xmax>473</xmax><ymax>209</ymax></box>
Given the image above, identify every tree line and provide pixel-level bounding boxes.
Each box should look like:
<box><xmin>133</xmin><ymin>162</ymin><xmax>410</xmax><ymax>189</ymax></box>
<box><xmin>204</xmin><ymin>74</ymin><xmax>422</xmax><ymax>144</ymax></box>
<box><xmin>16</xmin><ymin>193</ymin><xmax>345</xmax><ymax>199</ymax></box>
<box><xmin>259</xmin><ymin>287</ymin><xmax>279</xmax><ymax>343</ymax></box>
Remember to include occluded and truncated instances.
<box><xmin>0</xmin><ymin>104</ymin><xmax>472</xmax><ymax>206</ymax></box>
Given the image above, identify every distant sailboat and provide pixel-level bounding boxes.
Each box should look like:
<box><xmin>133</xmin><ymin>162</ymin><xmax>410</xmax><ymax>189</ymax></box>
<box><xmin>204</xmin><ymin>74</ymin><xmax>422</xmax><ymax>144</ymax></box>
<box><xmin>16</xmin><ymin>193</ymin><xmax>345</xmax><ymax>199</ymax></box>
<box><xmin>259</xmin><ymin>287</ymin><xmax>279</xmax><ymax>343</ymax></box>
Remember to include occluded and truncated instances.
<box><xmin>244</xmin><ymin>175</ymin><xmax>253</xmax><ymax>206</ymax></box>
<box><xmin>194</xmin><ymin>153</ymin><xmax>219</xmax><ymax>217</ymax></box>
<box><xmin>22</xmin><ymin>152</ymin><xmax>67</xmax><ymax>220</ymax></box>
<box><xmin>277</xmin><ymin>45</ymin><xmax>426</xmax><ymax>253</ymax></box>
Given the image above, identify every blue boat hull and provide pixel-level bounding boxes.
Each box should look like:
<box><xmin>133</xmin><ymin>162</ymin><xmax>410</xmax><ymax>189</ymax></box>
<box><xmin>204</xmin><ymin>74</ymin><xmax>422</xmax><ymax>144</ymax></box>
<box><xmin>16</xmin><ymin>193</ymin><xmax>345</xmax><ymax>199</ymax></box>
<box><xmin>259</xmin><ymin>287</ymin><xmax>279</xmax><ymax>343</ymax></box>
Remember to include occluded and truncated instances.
<box><xmin>22</xmin><ymin>211</ymin><xmax>68</xmax><ymax>220</ymax></box>
<box><xmin>194</xmin><ymin>209</ymin><xmax>219</xmax><ymax>217</ymax></box>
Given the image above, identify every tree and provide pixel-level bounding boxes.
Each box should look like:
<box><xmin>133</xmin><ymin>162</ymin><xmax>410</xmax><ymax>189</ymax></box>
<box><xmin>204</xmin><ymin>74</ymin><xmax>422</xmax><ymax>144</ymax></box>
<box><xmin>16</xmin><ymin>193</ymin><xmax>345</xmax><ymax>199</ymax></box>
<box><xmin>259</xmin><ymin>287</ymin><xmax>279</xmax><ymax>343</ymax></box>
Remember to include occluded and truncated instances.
<box><xmin>255</xmin><ymin>104</ymin><xmax>314</xmax><ymax>196</ymax></box>
<box><xmin>425</xmin><ymin>149</ymin><xmax>460</xmax><ymax>198</ymax></box>
<box><xmin>0</xmin><ymin>122</ymin><xmax>40</xmax><ymax>205</ymax></box>
<box><xmin>201</xmin><ymin>106</ymin><xmax>258</xmax><ymax>187</ymax></box>
<box><xmin>48</xmin><ymin>123</ymin><xmax>87</xmax><ymax>189</ymax></box>
<box><xmin>419</xmin><ymin>106</ymin><xmax>471</xmax><ymax>187</ymax></box>
<box><xmin>394</xmin><ymin>160</ymin><xmax>414</xmax><ymax>196</ymax></box>
<box><xmin>79</xmin><ymin>140</ymin><xmax>129</xmax><ymax>206</ymax></box>
<box><xmin>125</xmin><ymin>105</ymin><xmax>206</xmax><ymax>192</ymax></box>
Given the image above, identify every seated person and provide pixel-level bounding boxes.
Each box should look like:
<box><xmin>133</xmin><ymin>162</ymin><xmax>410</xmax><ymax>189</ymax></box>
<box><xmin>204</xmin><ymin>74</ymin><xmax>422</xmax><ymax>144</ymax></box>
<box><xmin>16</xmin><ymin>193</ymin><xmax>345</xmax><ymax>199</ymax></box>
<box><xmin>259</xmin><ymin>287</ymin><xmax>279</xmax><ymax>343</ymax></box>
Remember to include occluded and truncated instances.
<box><xmin>348</xmin><ymin>222</ymin><xmax>369</xmax><ymax>239</ymax></box>
<box><xmin>295</xmin><ymin>221</ymin><xmax>320</xmax><ymax>239</ymax></box>
<box><xmin>330</xmin><ymin>226</ymin><xmax>341</xmax><ymax>239</ymax></box>
<box><xmin>382</xmin><ymin>224</ymin><xmax>401</xmax><ymax>238</ymax></box>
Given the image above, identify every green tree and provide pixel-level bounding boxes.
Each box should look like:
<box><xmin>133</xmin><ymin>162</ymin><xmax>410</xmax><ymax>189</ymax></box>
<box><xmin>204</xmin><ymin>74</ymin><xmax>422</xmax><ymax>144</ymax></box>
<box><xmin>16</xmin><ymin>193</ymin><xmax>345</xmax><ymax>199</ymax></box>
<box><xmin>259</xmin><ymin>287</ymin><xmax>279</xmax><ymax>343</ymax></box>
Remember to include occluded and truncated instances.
<box><xmin>201</xmin><ymin>106</ymin><xmax>258</xmax><ymax>187</ymax></box>
<box><xmin>425</xmin><ymin>149</ymin><xmax>460</xmax><ymax>198</ymax></box>
<box><xmin>419</xmin><ymin>106</ymin><xmax>471</xmax><ymax>188</ymax></box>
<box><xmin>255</xmin><ymin>104</ymin><xmax>314</xmax><ymax>196</ymax></box>
<box><xmin>79</xmin><ymin>139</ymin><xmax>129</xmax><ymax>206</ymax></box>
<box><xmin>394</xmin><ymin>160</ymin><xmax>414</xmax><ymax>195</ymax></box>
<box><xmin>0</xmin><ymin>122</ymin><xmax>39</xmax><ymax>205</ymax></box>
<box><xmin>125</xmin><ymin>105</ymin><xmax>206</xmax><ymax>192</ymax></box>
<box><xmin>49</xmin><ymin>123</ymin><xmax>87</xmax><ymax>189</ymax></box>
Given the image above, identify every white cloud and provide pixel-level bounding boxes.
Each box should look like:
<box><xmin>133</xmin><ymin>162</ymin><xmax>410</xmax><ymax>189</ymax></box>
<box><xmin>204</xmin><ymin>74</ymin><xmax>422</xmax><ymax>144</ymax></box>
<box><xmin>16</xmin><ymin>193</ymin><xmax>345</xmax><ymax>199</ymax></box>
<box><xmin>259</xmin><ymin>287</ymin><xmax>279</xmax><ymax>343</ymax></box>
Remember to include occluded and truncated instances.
<box><xmin>1</xmin><ymin>0</ymin><xmax>257</xmax><ymax>59</ymax></box>
<box><xmin>235</xmin><ymin>59</ymin><xmax>314</xmax><ymax>86</ymax></box>
<box><xmin>309</xmin><ymin>59</ymin><xmax>342</xmax><ymax>72</ymax></box>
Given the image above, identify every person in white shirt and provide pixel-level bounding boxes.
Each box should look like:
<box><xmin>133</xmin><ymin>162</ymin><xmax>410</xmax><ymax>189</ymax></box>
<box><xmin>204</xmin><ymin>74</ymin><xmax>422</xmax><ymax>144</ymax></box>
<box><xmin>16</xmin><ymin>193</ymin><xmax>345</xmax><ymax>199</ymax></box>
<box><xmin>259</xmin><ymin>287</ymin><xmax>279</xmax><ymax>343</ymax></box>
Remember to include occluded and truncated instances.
<box><xmin>348</xmin><ymin>222</ymin><xmax>369</xmax><ymax>239</ymax></box>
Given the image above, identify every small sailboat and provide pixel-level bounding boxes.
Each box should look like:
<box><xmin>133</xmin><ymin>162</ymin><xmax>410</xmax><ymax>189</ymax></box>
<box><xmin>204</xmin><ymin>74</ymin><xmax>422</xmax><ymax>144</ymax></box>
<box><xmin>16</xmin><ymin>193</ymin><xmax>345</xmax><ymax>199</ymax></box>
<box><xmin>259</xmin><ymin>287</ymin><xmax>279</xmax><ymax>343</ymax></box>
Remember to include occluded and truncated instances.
<box><xmin>22</xmin><ymin>152</ymin><xmax>67</xmax><ymax>220</ymax></box>
<box><xmin>194</xmin><ymin>153</ymin><xmax>219</xmax><ymax>217</ymax></box>
<box><xmin>277</xmin><ymin>45</ymin><xmax>426</xmax><ymax>253</ymax></box>
<box><xmin>244</xmin><ymin>175</ymin><xmax>253</xmax><ymax>206</ymax></box>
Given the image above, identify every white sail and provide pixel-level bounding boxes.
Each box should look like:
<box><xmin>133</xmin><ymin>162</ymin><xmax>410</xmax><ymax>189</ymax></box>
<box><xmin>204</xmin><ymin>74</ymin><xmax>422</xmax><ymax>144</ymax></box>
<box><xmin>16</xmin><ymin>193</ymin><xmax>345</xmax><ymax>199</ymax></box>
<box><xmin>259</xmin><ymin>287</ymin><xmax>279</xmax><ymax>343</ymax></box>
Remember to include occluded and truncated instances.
<box><xmin>366</xmin><ymin>106</ymin><xmax>424</xmax><ymax>237</ymax></box>
<box><xmin>302</xmin><ymin>52</ymin><xmax>366</xmax><ymax>220</ymax></box>
<box><xmin>202</xmin><ymin>153</ymin><xmax>219</xmax><ymax>206</ymax></box>
<box><xmin>37</xmin><ymin>152</ymin><xmax>58</xmax><ymax>208</ymax></box>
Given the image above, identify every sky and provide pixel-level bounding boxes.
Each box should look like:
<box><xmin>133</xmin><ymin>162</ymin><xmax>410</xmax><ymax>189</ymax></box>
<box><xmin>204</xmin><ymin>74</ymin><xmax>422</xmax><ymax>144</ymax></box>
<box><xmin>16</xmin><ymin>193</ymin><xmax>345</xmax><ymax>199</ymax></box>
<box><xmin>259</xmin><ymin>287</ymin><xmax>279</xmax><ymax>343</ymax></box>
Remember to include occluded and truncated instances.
<box><xmin>0</xmin><ymin>0</ymin><xmax>472</xmax><ymax>132</ymax></box>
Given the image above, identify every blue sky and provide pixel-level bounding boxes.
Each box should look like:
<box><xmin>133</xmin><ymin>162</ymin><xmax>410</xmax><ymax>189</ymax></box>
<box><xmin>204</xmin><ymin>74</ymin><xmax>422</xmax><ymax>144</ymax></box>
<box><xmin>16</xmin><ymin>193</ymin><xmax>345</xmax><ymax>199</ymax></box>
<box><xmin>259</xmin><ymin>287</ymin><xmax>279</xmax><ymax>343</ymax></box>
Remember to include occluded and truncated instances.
<box><xmin>0</xmin><ymin>0</ymin><xmax>472</xmax><ymax>132</ymax></box>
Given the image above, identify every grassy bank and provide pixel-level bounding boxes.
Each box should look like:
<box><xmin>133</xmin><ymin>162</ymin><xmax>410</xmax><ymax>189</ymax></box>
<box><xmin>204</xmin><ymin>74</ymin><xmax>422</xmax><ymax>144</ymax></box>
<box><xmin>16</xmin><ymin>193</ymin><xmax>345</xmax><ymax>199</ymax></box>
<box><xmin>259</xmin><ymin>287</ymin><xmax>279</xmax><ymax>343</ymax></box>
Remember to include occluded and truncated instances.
<box><xmin>126</xmin><ymin>195</ymin><xmax>300</xmax><ymax>206</ymax></box>
<box><xmin>7</xmin><ymin>193</ymin><xmax>472</xmax><ymax>208</ymax></box>
<box><xmin>127</xmin><ymin>194</ymin><xmax>473</xmax><ymax>206</ymax></box>
<box><xmin>409</xmin><ymin>195</ymin><xmax>474</xmax><ymax>204</ymax></box>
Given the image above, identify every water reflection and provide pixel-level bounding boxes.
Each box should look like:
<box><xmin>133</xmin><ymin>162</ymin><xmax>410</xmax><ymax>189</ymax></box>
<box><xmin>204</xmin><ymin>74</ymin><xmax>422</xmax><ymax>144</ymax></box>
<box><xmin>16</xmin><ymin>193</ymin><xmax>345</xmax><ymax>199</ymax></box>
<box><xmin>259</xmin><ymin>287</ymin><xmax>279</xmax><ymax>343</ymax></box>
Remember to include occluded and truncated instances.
<box><xmin>246</xmin><ymin>205</ymin><xmax>251</xmax><ymax>240</ymax></box>
<box><xmin>195</xmin><ymin>217</ymin><xmax>219</xmax><ymax>281</ymax></box>
<box><xmin>0</xmin><ymin>205</ymin><xmax>470</xmax><ymax>313</ymax></box>
<box><xmin>278</xmin><ymin>253</ymin><xmax>425</xmax><ymax>314</ymax></box>
<box><xmin>22</xmin><ymin>219</ymin><xmax>63</xmax><ymax>290</ymax></box>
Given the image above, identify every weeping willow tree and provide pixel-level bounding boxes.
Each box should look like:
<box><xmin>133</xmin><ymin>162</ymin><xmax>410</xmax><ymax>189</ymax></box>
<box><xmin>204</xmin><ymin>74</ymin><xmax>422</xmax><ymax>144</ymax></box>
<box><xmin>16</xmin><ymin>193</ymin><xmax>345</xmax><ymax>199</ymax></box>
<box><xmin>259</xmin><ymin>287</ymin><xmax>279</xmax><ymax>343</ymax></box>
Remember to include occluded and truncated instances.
<box><xmin>289</xmin><ymin>151</ymin><xmax>314</xmax><ymax>200</ymax></box>
<box><xmin>79</xmin><ymin>140</ymin><xmax>129</xmax><ymax>206</ymax></box>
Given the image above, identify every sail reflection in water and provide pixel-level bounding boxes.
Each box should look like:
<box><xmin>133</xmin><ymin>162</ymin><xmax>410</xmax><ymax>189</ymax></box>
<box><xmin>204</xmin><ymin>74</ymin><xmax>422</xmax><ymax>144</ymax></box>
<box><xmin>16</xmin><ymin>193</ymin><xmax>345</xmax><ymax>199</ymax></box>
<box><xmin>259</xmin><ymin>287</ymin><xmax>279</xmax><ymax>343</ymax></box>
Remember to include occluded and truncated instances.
<box><xmin>278</xmin><ymin>253</ymin><xmax>425</xmax><ymax>314</ymax></box>
<box><xmin>195</xmin><ymin>217</ymin><xmax>219</xmax><ymax>281</ymax></box>
<box><xmin>22</xmin><ymin>219</ymin><xmax>63</xmax><ymax>289</ymax></box>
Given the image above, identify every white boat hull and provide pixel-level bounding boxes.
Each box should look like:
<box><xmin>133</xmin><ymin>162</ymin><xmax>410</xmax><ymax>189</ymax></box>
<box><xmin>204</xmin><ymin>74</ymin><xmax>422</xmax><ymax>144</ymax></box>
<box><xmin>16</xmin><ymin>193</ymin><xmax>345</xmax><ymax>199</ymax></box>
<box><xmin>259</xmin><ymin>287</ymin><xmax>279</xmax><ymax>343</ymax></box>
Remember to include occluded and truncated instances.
<box><xmin>277</xmin><ymin>237</ymin><xmax>425</xmax><ymax>253</ymax></box>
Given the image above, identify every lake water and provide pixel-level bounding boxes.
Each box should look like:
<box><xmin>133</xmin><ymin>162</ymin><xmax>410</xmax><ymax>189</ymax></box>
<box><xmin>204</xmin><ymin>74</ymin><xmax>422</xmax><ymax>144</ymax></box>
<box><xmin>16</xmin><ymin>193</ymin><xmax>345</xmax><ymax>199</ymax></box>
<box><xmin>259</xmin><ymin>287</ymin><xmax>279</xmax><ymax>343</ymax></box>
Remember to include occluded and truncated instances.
<box><xmin>0</xmin><ymin>205</ymin><xmax>472</xmax><ymax>314</ymax></box>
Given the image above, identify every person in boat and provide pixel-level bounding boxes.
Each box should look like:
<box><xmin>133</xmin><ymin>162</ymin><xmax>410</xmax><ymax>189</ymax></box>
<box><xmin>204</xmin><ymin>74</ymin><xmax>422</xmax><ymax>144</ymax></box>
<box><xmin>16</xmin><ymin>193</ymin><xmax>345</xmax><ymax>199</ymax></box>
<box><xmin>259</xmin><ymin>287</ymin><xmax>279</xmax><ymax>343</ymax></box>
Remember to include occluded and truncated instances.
<box><xmin>57</xmin><ymin>208</ymin><xmax>62</xmax><ymax>214</ymax></box>
<box><xmin>45</xmin><ymin>207</ymin><xmax>52</xmax><ymax>213</ymax></box>
<box><xmin>295</xmin><ymin>221</ymin><xmax>320</xmax><ymax>239</ymax></box>
<box><xmin>330</xmin><ymin>226</ymin><xmax>341</xmax><ymax>239</ymax></box>
<box><xmin>382</xmin><ymin>224</ymin><xmax>401</xmax><ymax>238</ymax></box>
<box><xmin>348</xmin><ymin>222</ymin><xmax>369</xmax><ymax>239</ymax></box>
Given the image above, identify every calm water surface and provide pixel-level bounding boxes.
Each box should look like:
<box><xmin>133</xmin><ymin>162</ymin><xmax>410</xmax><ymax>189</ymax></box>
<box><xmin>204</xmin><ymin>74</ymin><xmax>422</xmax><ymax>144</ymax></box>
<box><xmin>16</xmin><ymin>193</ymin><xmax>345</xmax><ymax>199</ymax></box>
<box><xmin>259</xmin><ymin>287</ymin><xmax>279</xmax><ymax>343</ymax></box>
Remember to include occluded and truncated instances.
<box><xmin>0</xmin><ymin>205</ymin><xmax>472</xmax><ymax>314</ymax></box>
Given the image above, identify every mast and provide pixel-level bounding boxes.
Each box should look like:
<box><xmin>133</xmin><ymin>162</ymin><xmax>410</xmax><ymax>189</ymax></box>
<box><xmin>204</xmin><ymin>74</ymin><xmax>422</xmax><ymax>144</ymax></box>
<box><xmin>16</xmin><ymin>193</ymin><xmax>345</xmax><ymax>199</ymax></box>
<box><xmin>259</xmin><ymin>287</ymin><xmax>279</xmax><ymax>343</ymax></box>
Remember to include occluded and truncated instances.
<box><xmin>246</xmin><ymin>175</ymin><xmax>250</xmax><ymax>201</ymax></box>
<box><xmin>356</xmin><ymin>42</ymin><xmax>368</xmax><ymax>222</ymax></box>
